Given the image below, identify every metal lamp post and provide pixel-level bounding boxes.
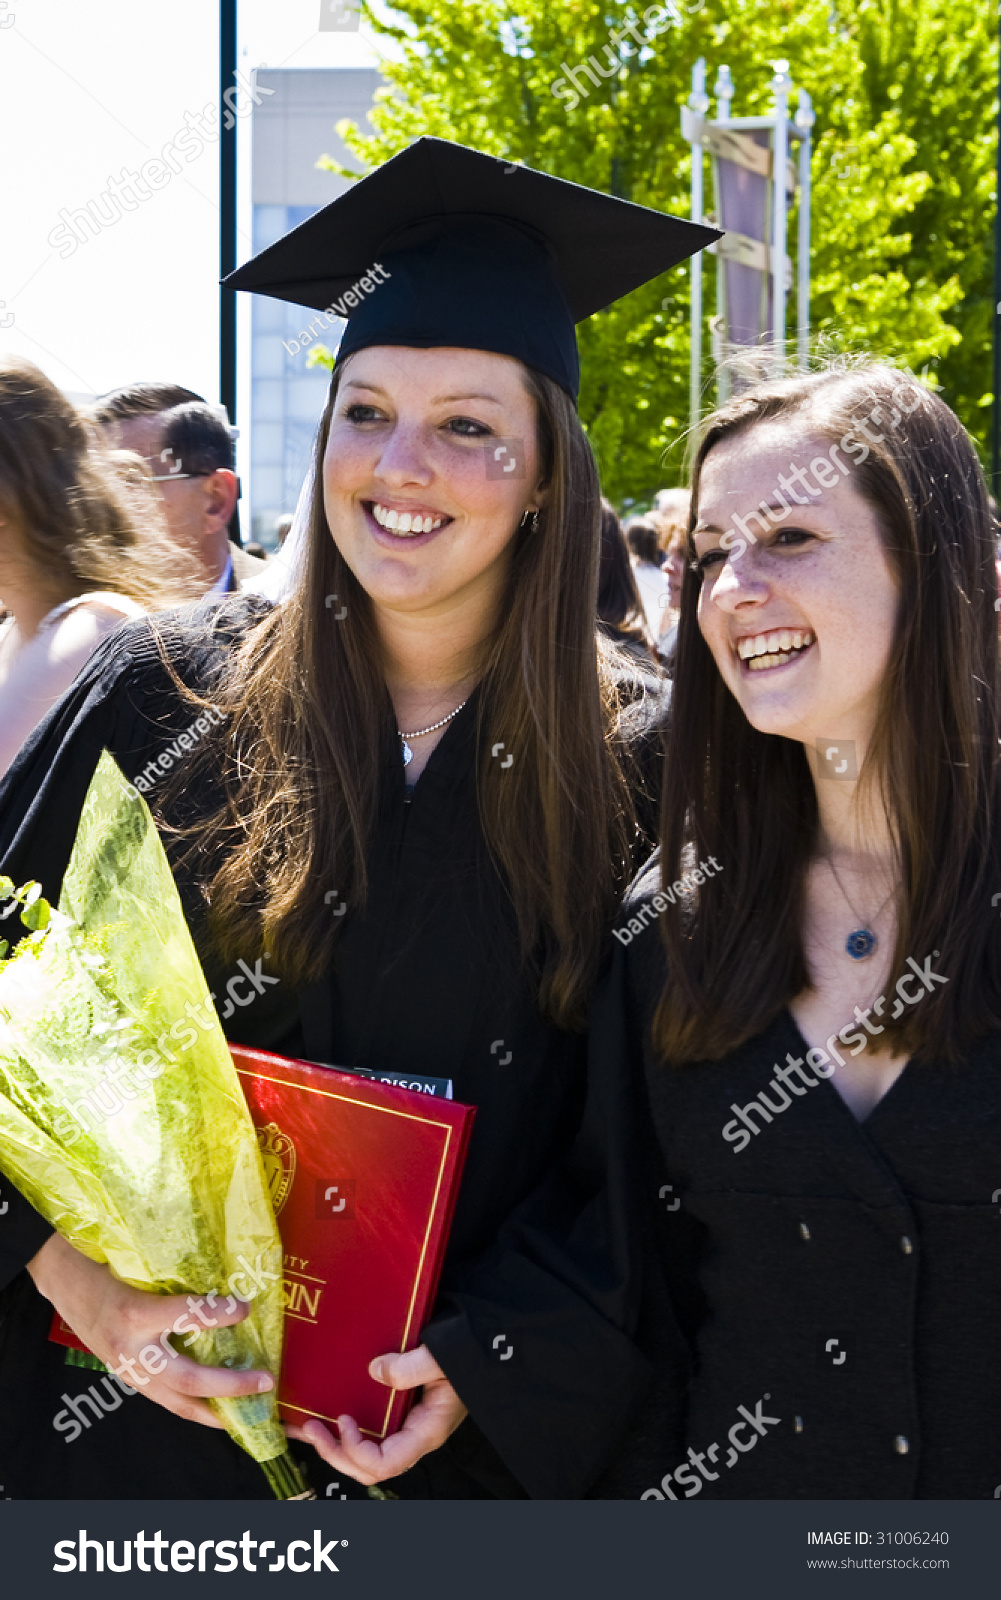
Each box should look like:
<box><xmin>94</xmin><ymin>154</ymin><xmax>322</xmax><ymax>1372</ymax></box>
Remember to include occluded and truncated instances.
<box><xmin>683</xmin><ymin>57</ymin><xmax>813</xmax><ymax>436</ymax></box>
<box><xmin>985</xmin><ymin>4</ymin><xmax>991</xmax><ymax>486</ymax></box>
<box><xmin>220</xmin><ymin>0</ymin><xmax>238</xmax><ymax>427</ymax></box>
<box><xmin>770</xmin><ymin>60</ymin><xmax>792</xmax><ymax>372</ymax></box>
<box><xmin>688</xmin><ymin>58</ymin><xmax>711</xmax><ymax>443</ymax></box>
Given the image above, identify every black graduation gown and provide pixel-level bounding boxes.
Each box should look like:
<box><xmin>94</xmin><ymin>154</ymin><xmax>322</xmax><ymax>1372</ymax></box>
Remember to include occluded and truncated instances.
<box><xmin>589</xmin><ymin>856</ymin><xmax>1001</xmax><ymax>1499</ymax></box>
<box><xmin>0</xmin><ymin>598</ymin><xmax>662</xmax><ymax>1500</ymax></box>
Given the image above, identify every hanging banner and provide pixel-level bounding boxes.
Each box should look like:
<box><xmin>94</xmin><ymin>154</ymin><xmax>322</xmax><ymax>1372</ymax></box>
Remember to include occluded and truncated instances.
<box><xmin>711</xmin><ymin>132</ymin><xmax>774</xmax><ymax>347</ymax></box>
<box><xmin>682</xmin><ymin>59</ymin><xmax>812</xmax><ymax>428</ymax></box>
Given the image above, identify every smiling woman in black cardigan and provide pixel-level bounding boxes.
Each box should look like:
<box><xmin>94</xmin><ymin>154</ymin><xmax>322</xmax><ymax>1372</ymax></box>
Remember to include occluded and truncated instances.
<box><xmin>595</xmin><ymin>359</ymin><xmax>1001</xmax><ymax>1501</ymax></box>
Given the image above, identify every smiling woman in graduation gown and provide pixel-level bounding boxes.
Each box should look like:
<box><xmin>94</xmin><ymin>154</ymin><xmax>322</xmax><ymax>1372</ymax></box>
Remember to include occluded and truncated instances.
<box><xmin>0</xmin><ymin>138</ymin><xmax>715</xmax><ymax>1500</ymax></box>
<box><xmin>589</xmin><ymin>361</ymin><xmax>1001</xmax><ymax>1500</ymax></box>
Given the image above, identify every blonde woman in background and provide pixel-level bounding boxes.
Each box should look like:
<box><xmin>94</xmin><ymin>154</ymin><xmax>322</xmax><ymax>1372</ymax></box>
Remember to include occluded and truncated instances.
<box><xmin>0</xmin><ymin>358</ymin><xmax>202</xmax><ymax>777</ymax></box>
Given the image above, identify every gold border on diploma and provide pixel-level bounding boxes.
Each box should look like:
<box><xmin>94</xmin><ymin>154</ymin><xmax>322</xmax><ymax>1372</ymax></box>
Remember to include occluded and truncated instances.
<box><xmin>235</xmin><ymin>1066</ymin><xmax>454</xmax><ymax>1440</ymax></box>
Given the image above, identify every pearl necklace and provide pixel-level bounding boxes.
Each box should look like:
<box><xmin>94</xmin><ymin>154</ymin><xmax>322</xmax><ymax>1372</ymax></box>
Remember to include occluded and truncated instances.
<box><xmin>397</xmin><ymin>700</ymin><xmax>468</xmax><ymax>767</ymax></box>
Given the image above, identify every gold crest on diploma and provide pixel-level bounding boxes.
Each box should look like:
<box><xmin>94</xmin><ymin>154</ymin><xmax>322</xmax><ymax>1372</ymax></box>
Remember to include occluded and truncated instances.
<box><xmin>256</xmin><ymin>1121</ymin><xmax>295</xmax><ymax>1216</ymax></box>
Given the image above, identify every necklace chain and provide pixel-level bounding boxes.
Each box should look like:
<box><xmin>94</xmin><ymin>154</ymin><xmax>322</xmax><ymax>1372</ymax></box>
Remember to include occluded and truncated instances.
<box><xmin>397</xmin><ymin>698</ymin><xmax>469</xmax><ymax>741</ymax></box>
<box><xmin>824</xmin><ymin>854</ymin><xmax>896</xmax><ymax>928</ymax></box>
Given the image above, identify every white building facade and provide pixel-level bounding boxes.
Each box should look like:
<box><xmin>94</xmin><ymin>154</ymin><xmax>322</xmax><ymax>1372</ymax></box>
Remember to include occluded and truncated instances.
<box><xmin>249</xmin><ymin>67</ymin><xmax>380</xmax><ymax>546</ymax></box>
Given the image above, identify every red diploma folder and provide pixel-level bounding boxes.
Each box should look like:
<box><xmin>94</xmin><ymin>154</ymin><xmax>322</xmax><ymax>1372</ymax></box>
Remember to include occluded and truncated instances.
<box><xmin>50</xmin><ymin>1044</ymin><xmax>475</xmax><ymax>1440</ymax></box>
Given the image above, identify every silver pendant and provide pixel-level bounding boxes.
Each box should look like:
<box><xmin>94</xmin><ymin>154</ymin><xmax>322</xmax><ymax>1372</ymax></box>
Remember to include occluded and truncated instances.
<box><xmin>846</xmin><ymin>928</ymin><xmax>877</xmax><ymax>960</ymax></box>
<box><xmin>401</xmin><ymin>740</ymin><xmax>413</xmax><ymax>767</ymax></box>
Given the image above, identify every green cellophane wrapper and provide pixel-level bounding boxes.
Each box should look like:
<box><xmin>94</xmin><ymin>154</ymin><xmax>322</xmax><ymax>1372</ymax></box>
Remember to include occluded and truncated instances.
<box><xmin>0</xmin><ymin>750</ymin><xmax>308</xmax><ymax>1499</ymax></box>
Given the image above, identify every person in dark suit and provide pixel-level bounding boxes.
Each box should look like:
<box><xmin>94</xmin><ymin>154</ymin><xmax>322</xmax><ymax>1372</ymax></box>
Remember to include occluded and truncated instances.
<box><xmin>595</xmin><ymin>358</ymin><xmax>1001</xmax><ymax>1500</ymax></box>
<box><xmin>94</xmin><ymin>384</ymin><xmax>266</xmax><ymax>594</ymax></box>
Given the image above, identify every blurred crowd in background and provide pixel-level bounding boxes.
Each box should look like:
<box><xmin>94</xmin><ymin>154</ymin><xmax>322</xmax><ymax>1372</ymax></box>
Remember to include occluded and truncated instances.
<box><xmin>599</xmin><ymin>490</ymin><xmax>686</xmax><ymax>670</ymax></box>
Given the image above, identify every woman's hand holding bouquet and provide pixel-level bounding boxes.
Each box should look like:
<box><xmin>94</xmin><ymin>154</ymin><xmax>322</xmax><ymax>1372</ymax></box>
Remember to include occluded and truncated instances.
<box><xmin>0</xmin><ymin>751</ymin><xmax>310</xmax><ymax>1497</ymax></box>
<box><xmin>28</xmin><ymin>1232</ymin><xmax>269</xmax><ymax>1429</ymax></box>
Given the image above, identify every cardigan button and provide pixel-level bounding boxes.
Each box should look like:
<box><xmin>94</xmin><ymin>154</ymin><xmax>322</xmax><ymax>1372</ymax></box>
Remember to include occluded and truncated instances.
<box><xmin>900</xmin><ymin>1236</ymin><xmax>913</xmax><ymax>1254</ymax></box>
<box><xmin>894</xmin><ymin>1435</ymin><xmax>910</xmax><ymax>1455</ymax></box>
<box><xmin>799</xmin><ymin>1222</ymin><xmax>811</xmax><ymax>1241</ymax></box>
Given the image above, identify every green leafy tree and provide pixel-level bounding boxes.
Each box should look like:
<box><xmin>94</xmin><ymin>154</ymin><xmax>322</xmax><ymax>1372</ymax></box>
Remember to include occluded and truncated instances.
<box><xmin>842</xmin><ymin>0</ymin><xmax>997</xmax><ymax>446</ymax></box>
<box><xmin>312</xmin><ymin>0</ymin><xmax>995</xmax><ymax>503</ymax></box>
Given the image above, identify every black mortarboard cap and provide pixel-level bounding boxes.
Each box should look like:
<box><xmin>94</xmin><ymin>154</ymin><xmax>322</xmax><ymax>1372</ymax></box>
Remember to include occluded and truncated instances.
<box><xmin>225</xmin><ymin>137</ymin><xmax>719</xmax><ymax>401</ymax></box>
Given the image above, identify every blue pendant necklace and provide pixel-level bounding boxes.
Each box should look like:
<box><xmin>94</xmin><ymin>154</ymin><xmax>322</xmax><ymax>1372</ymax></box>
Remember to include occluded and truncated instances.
<box><xmin>825</xmin><ymin>855</ymin><xmax>895</xmax><ymax>962</ymax></box>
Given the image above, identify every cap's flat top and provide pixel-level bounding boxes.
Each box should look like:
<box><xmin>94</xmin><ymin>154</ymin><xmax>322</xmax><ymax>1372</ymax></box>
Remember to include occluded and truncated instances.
<box><xmin>225</xmin><ymin>136</ymin><xmax>719</xmax><ymax>320</ymax></box>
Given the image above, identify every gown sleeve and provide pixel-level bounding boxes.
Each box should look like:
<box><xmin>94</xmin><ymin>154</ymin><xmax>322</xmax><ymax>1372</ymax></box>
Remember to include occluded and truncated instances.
<box><xmin>0</xmin><ymin>618</ymin><xmax>173</xmax><ymax>1290</ymax></box>
<box><xmin>0</xmin><ymin>1184</ymin><xmax>58</xmax><ymax>1292</ymax></box>
<box><xmin>582</xmin><ymin>878</ymin><xmax>694</xmax><ymax>1498</ymax></box>
<box><xmin>0</xmin><ymin>598</ymin><xmax>267</xmax><ymax>890</ymax></box>
<box><xmin>416</xmin><ymin>707</ymin><xmax>673</xmax><ymax>1500</ymax></box>
<box><xmin>419</xmin><ymin>936</ymin><xmax>655</xmax><ymax>1497</ymax></box>
<box><xmin>614</xmin><ymin>659</ymin><xmax>670</xmax><ymax>857</ymax></box>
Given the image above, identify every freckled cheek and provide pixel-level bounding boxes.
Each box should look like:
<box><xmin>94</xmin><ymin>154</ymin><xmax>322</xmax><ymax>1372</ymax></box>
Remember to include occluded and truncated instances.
<box><xmin>797</xmin><ymin>573</ymin><xmax>868</xmax><ymax>654</ymax></box>
<box><xmin>436</xmin><ymin>446</ymin><xmax>539</xmax><ymax>525</ymax></box>
<box><xmin>825</xmin><ymin>607</ymin><xmax>890</xmax><ymax>680</ymax></box>
<box><xmin>323</xmin><ymin>435</ymin><xmax>374</xmax><ymax>499</ymax></box>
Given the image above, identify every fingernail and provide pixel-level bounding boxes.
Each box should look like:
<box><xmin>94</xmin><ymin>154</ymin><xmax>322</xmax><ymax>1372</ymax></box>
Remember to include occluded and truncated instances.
<box><xmin>368</xmin><ymin>1360</ymin><xmax>383</xmax><ymax>1382</ymax></box>
<box><xmin>257</xmin><ymin>1374</ymin><xmax>274</xmax><ymax>1392</ymax></box>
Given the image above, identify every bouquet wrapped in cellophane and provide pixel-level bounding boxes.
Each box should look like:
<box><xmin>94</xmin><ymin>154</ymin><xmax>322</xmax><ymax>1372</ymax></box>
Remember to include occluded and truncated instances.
<box><xmin>0</xmin><ymin>749</ymin><xmax>310</xmax><ymax>1499</ymax></box>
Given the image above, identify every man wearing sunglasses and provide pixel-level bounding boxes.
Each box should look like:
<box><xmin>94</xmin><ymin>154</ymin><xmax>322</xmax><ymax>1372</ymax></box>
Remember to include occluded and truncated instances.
<box><xmin>94</xmin><ymin>382</ymin><xmax>266</xmax><ymax>595</ymax></box>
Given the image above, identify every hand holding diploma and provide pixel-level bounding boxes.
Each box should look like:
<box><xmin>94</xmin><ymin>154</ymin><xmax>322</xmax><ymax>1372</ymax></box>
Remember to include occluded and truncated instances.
<box><xmin>286</xmin><ymin>1343</ymin><xmax>468</xmax><ymax>1483</ymax></box>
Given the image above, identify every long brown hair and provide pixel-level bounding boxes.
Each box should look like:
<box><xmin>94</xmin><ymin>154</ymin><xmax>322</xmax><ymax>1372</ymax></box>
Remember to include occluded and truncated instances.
<box><xmin>0</xmin><ymin>356</ymin><xmax>201</xmax><ymax>609</ymax></box>
<box><xmin>654</xmin><ymin>358</ymin><xmax>1001</xmax><ymax>1065</ymax></box>
<box><xmin>165</xmin><ymin>360</ymin><xmax>645</xmax><ymax>1029</ymax></box>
